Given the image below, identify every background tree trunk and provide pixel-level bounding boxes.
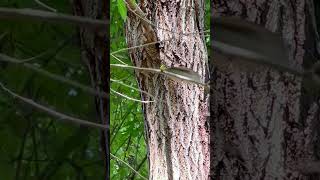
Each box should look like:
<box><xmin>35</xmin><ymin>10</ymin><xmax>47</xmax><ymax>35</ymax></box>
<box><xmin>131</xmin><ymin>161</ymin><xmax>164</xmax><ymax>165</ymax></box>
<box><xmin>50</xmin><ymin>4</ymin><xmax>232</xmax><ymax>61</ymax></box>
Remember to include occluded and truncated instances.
<box><xmin>126</xmin><ymin>0</ymin><xmax>209</xmax><ymax>179</ymax></box>
<box><xmin>211</xmin><ymin>0</ymin><xmax>320</xmax><ymax>179</ymax></box>
<box><xmin>72</xmin><ymin>0</ymin><xmax>109</xmax><ymax>179</ymax></box>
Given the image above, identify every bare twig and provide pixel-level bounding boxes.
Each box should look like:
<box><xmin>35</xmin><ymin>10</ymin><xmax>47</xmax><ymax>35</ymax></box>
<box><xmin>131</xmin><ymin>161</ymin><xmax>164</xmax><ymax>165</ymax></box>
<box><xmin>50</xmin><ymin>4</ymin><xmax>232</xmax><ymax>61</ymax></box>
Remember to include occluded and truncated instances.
<box><xmin>0</xmin><ymin>53</ymin><xmax>109</xmax><ymax>100</ymax></box>
<box><xmin>110</xmin><ymin>38</ymin><xmax>173</xmax><ymax>55</ymax></box>
<box><xmin>0</xmin><ymin>31</ymin><xmax>8</xmax><ymax>41</ymax></box>
<box><xmin>129</xmin><ymin>154</ymin><xmax>147</xmax><ymax>180</ymax></box>
<box><xmin>0</xmin><ymin>7</ymin><xmax>107</xmax><ymax>30</ymax></box>
<box><xmin>111</xmin><ymin>63</ymin><xmax>161</xmax><ymax>73</ymax></box>
<box><xmin>34</xmin><ymin>0</ymin><xmax>57</xmax><ymax>12</ymax></box>
<box><xmin>111</xmin><ymin>88</ymin><xmax>154</xmax><ymax>103</ymax></box>
<box><xmin>17</xmin><ymin>35</ymin><xmax>76</xmax><ymax>64</ymax></box>
<box><xmin>0</xmin><ymin>82</ymin><xmax>107</xmax><ymax>130</ymax></box>
<box><xmin>20</xmin><ymin>51</ymin><xmax>51</xmax><ymax>63</ymax></box>
<box><xmin>110</xmin><ymin>54</ymin><xmax>128</xmax><ymax>65</ymax></box>
<box><xmin>111</xmin><ymin>64</ymin><xmax>208</xmax><ymax>87</ymax></box>
<box><xmin>110</xmin><ymin>153</ymin><xmax>147</xmax><ymax>180</ymax></box>
<box><xmin>111</xmin><ymin>78</ymin><xmax>155</xmax><ymax>99</ymax></box>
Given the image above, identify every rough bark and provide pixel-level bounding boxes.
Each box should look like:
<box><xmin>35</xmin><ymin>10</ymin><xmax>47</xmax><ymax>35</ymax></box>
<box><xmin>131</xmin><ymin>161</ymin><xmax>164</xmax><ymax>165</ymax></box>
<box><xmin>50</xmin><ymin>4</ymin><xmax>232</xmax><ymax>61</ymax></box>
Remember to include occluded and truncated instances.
<box><xmin>211</xmin><ymin>0</ymin><xmax>320</xmax><ymax>179</ymax></box>
<box><xmin>126</xmin><ymin>0</ymin><xmax>209</xmax><ymax>179</ymax></box>
<box><xmin>72</xmin><ymin>0</ymin><xmax>109</xmax><ymax>179</ymax></box>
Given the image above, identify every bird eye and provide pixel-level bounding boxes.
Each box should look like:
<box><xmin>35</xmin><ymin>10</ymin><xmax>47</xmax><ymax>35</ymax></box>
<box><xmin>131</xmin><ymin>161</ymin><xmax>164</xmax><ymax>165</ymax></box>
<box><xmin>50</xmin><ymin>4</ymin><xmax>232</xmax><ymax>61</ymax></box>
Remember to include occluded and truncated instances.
<box><xmin>155</xmin><ymin>42</ymin><xmax>160</xmax><ymax>49</ymax></box>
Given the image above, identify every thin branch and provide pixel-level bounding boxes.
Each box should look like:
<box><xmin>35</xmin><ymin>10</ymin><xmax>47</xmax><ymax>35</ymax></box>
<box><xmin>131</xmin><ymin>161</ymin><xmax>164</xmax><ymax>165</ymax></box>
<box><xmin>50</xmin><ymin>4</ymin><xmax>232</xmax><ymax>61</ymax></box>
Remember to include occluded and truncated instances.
<box><xmin>110</xmin><ymin>54</ymin><xmax>128</xmax><ymax>65</ymax></box>
<box><xmin>110</xmin><ymin>30</ymin><xmax>208</xmax><ymax>57</ymax></box>
<box><xmin>110</xmin><ymin>88</ymin><xmax>154</xmax><ymax>103</ymax></box>
<box><xmin>110</xmin><ymin>38</ymin><xmax>172</xmax><ymax>55</ymax></box>
<box><xmin>110</xmin><ymin>64</ymin><xmax>208</xmax><ymax>87</ymax></box>
<box><xmin>20</xmin><ymin>50</ymin><xmax>51</xmax><ymax>63</ymax></box>
<box><xmin>110</xmin><ymin>103</ymin><xmax>136</xmax><ymax>145</ymax></box>
<box><xmin>0</xmin><ymin>53</ymin><xmax>109</xmax><ymax>100</ymax></box>
<box><xmin>0</xmin><ymin>31</ymin><xmax>8</xmax><ymax>41</ymax></box>
<box><xmin>111</xmin><ymin>63</ymin><xmax>161</xmax><ymax>73</ymax></box>
<box><xmin>0</xmin><ymin>81</ymin><xmax>108</xmax><ymax>130</ymax></box>
<box><xmin>110</xmin><ymin>153</ymin><xmax>147</xmax><ymax>180</ymax></box>
<box><xmin>111</xmin><ymin>78</ymin><xmax>155</xmax><ymax>99</ymax></box>
<box><xmin>15</xmin><ymin>119</ymin><xmax>31</xmax><ymax>180</ymax></box>
<box><xmin>31</xmin><ymin>126</ymin><xmax>40</xmax><ymax>177</ymax></box>
<box><xmin>15</xmin><ymin>34</ymin><xmax>75</xmax><ymax>64</ymax></box>
<box><xmin>0</xmin><ymin>7</ymin><xmax>107</xmax><ymax>30</ymax></box>
<box><xmin>129</xmin><ymin>154</ymin><xmax>147</xmax><ymax>180</ymax></box>
<box><xmin>34</xmin><ymin>0</ymin><xmax>57</xmax><ymax>12</ymax></box>
<box><xmin>18</xmin><ymin>34</ymin><xmax>76</xmax><ymax>62</ymax></box>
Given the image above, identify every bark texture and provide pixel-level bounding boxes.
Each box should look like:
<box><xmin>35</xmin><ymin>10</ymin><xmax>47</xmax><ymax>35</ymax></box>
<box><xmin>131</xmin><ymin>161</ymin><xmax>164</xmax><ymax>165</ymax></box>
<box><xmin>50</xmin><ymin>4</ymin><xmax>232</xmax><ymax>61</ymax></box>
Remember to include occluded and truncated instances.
<box><xmin>126</xmin><ymin>0</ymin><xmax>209</xmax><ymax>179</ymax></box>
<box><xmin>211</xmin><ymin>0</ymin><xmax>320</xmax><ymax>179</ymax></box>
<box><xmin>72</xmin><ymin>0</ymin><xmax>109</xmax><ymax>179</ymax></box>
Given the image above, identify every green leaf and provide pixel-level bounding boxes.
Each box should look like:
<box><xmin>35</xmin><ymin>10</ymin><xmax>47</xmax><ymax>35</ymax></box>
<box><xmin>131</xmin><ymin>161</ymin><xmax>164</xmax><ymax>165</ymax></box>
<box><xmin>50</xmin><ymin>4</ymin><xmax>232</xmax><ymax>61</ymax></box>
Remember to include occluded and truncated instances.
<box><xmin>117</xmin><ymin>0</ymin><xmax>127</xmax><ymax>21</ymax></box>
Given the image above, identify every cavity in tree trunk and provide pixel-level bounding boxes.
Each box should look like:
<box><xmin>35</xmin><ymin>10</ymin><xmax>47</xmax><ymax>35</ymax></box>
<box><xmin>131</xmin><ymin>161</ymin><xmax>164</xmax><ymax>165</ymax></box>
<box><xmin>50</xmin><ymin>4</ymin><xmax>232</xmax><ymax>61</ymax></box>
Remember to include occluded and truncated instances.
<box><xmin>126</xmin><ymin>0</ymin><xmax>209</xmax><ymax>179</ymax></box>
<box><xmin>211</xmin><ymin>0</ymin><xmax>320</xmax><ymax>179</ymax></box>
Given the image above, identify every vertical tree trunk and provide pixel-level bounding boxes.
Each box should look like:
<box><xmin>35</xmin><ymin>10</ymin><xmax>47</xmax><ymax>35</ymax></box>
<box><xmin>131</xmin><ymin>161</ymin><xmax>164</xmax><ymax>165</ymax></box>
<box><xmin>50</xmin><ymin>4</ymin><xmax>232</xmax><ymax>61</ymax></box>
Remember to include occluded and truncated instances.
<box><xmin>126</xmin><ymin>0</ymin><xmax>209</xmax><ymax>179</ymax></box>
<box><xmin>211</xmin><ymin>0</ymin><xmax>320</xmax><ymax>179</ymax></box>
<box><xmin>72</xmin><ymin>0</ymin><xmax>109</xmax><ymax>179</ymax></box>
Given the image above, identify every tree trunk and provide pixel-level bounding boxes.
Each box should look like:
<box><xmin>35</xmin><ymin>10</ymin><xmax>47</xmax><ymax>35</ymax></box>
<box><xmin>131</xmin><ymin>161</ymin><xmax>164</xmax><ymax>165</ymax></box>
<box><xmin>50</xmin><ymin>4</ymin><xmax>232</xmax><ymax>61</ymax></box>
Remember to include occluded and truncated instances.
<box><xmin>211</xmin><ymin>0</ymin><xmax>320</xmax><ymax>179</ymax></box>
<box><xmin>126</xmin><ymin>0</ymin><xmax>209</xmax><ymax>179</ymax></box>
<box><xmin>72</xmin><ymin>0</ymin><xmax>109</xmax><ymax>179</ymax></box>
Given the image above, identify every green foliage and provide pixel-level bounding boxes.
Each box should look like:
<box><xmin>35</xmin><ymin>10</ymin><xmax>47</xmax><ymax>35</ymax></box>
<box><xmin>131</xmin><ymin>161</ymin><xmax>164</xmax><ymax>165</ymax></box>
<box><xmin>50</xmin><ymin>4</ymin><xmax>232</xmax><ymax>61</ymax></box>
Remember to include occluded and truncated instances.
<box><xmin>110</xmin><ymin>0</ymin><xmax>148</xmax><ymax>179</ymax></box>
<box><xmin>117</xmin><ymin>0</ymin><xmax>127</xmax><ymax>21</ymax></box>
